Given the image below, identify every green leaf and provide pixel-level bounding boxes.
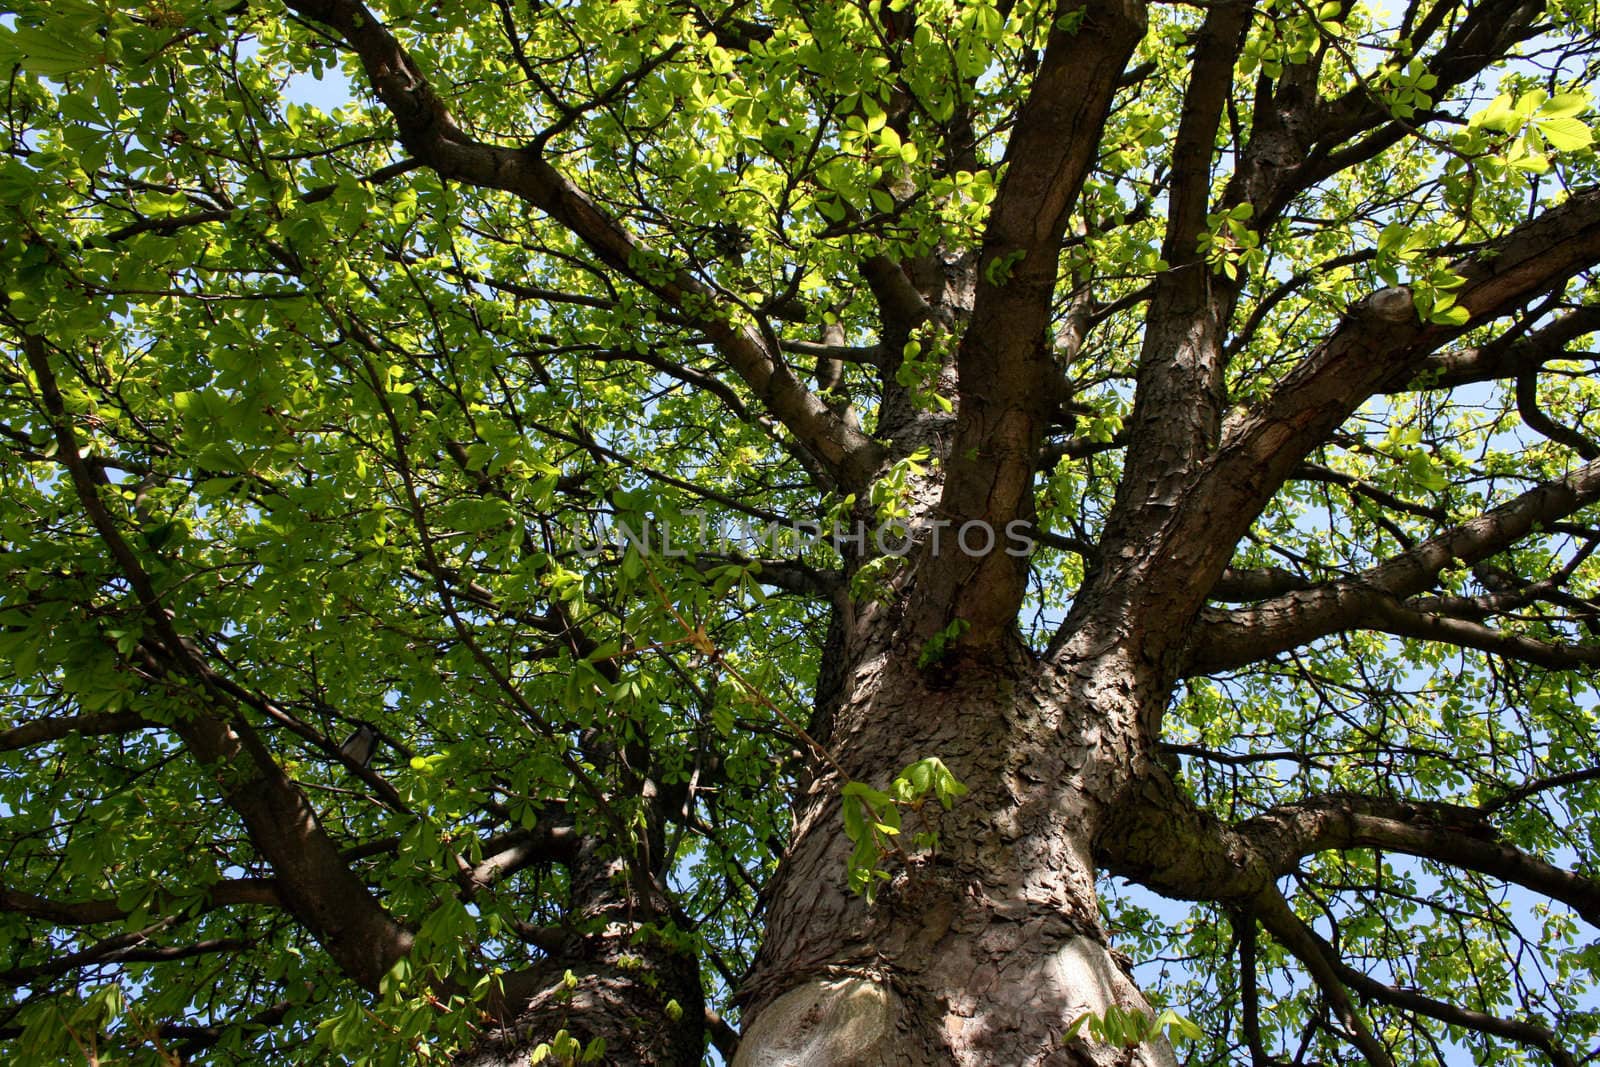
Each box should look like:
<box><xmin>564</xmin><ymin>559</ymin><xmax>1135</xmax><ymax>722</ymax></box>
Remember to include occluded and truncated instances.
<box><xmin>1471</xmin><ymin>92</ymin><xmax>1521</xmax><ymax>132</ymax></box>
<box><xmin>1376</xmin><ymin>223</ymin><xmax>1403</xmax><ymax>255</ymax></box>
<box><xmin>1535</xmin><ymin>115</ymin><xmax>1593</xmax><ymax>152</ymax></box>
<box><xmin>8</xmin><ymin>25</ymin><xmax>104</xmax><ymax>76</ymax></box>
<box><xmin>1539</xmin><ymin>91</ymin><xmax>1590</xmax><ymax>119</ymax></box>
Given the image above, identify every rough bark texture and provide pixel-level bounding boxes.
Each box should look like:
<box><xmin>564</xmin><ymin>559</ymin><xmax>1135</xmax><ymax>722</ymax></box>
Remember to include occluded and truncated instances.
<box><xmin>455</xmin><ymin>845</ymin><xmax>706</xmax><ymax>1065</ymax></box>
<box><xmin>736</xmin><ymin>647</ymin><xmax>1173</xmax><ymax>1066</ymax></box>
<box><xmin>456</xmin><ymin>942</ymin><xmax>704</xmax><ymax>1067</ymax></box>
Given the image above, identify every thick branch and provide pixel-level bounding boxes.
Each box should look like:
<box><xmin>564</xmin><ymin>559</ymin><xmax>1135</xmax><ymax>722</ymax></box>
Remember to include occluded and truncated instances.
<box><xmin>0</xmin><ymin>710</ymin><xmax>150</xmax><ymax>752</ymax></box>
<box><xmin>1242</xmin><ymin>798</ymin><xmax>1583</xmax><ymax>1065</ymax></box>
<box><xmin>1252</xmin><ymin>889</ymin><xmax>1395</xmax><ymax>1067</ymax></box>
<box><xmin>1187</xmin><ymin>458</ymin><xmax>1600</xmax><ymax>673</ymax></box>
<box><xmin>1111</xmin><ymin>0</ymin><xmax>1253</xmax><ymax>505</ymax></box>
<box><xmin>457</xmin><ymin>822</ymin><xmax>580</xmax><ymax>896</ymax></box>
<box><xmin>1215</xmin><ymin>187</ymin><xmax>1600</xmax><ymax>510</ymax></box>
<box><xmin>1104</xmin><ymin>780</ymin><xmax>1589</xmax><ymax>1064</ymax></box>
<box><xmin>1374</xmin><ymin>603</ymin><xmax>1600</xmax><ymax>669</ymax></box>
<box><xmin>279</xmin><ymin>0</ymin><xmax>884</xmax><ymax>490</ymax></box>
<box><xmin>1233</xmin><ymin>795</ymin><xmax>1600</xmax><ymax>927</ymax></box>
<box><xmin>1064</xmin><ymin>188</ymin><xmax>1600</xmax><ymax>670</ymax></box>
<box><xmin>1329</xmin><ymin>961</ymin><xmax>1577</xmax><ymax>1067</ymax></box>
<box><xmin>1300</xmin><ymin>0</ymin><xmax>1544</xmax><ymax>198</ymax></box>
<box><xmin>1518</xmin><ymin>370</ymin><xmax>1600</xmax><ymax>459</ymax></box>
<box><xmin>0</xmin><ymin>879</ymin><xmax>280</xmax><ymax>927</ymax></box>
<box><xmin>1208</xmin><ymin>565</ymin><xmax>1316</xmax><ymax>601</ymax></box>
<box><xmin>1105</xmin><ymin>777</ymin><xmax>1600</xmax><ymax>929</ymax></box>
<box><xmin>776</xmin><ymin>337</ymin><xmax>884</xmax><ymax>368</ymax></box>
<box><xmin>1414</xmin><ymin>306</ymin><xmax>1600</xmax><ymax>390</ymax></box>
<box><xmin>16</xmin><ymin>328</ymin><xmax>413</xmax><ymax>991</ymax></box>
<box><xmin>1232</xmin><ymin>910</ymin><xmax>1272</xmax><ymax>1066</ymax></box>
<box><xmin>917</xmin><ymin>0</ymin><xmax>1146</xmax><ymax>649</ymax></box>
<box><xmin>1037</xmin><ymin>428</ymin><xmax>1129</xmax><ymax>468</ymax></box>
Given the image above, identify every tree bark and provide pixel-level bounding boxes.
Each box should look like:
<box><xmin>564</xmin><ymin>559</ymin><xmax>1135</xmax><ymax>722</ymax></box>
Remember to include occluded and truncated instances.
<box><xmin>734</xmin><ymin>628</ymin><xmax>1175</xmax><ymax>1066</ymax></box>
<box><xmin>455</xmin><ymin>844</ymin><xmax>706</xmax><ymax>1066</ymax></box>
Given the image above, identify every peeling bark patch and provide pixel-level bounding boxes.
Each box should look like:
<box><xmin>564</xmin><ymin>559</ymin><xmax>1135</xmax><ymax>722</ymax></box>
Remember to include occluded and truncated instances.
<box><xmin>934</xmin><ymin>934</ymin><xmax>1178</xmax><ymax>1066</ymax></box>
<box><xmin>1042</xmin><ymin>937</ymin><xmax>1178</xmax><ymax>1067</ymax></box>
<box><xmin>732</xmin><ymin>978</ymin><xmax>900</xmax><ymax>1067</ymax></box>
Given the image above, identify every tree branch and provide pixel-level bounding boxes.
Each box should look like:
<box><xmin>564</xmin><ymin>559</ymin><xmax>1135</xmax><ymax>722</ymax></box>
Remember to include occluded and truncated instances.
<box><xmin>1252</xmin><ymin>888</ymin><xmax>1396</xmax><ymax>1067</ymax></box>
<box><xmin>0</xmin><ymin>710</ymin><xmax>150</xmax><ymax>752</ymax></box>
<box><xmin>0</xmin><ymin>918</ymin><xmax>253</xmax><ymax>986</ymax></box>
<box><xmin>776</xmin><ymin>337</ymin><xmax>884</xmax><ymax>368</ymax></box>
<box><xmin>1186</xmin><ymin>458</ymin><xmax>1600</xmax><ymax>674</ymax></box>
<box><xmin>1328</xmin><ymin>959</ymin><xmax>1577</xmax><ymax>1067</ymax></box>
<box><xmin>1109</xmin><ymin>0</ymin><xmax>1253</xmax><ymax>505</ymax></box>
<box><xmin>1233</xmin><ymin>794</ymin><xmax>1600</xmax><ymax>927</ymax></box>
<box><xmin>457</xmin><ymin>822</ymin><xmax>580</xmax><ymax>897</ymax></box>
<box><xmin>0</xmin><ymin>879</ymin><xmax>280</xmax><ymax>927</ymax></box>
<box><xmin>1480</xmin><ymin>766</ymin><xmax>1600</xmax><ymax>816</ymax></box>
<box><xmin>916</xmin><ymin>0</ymin><xmax>1147</xmax><ymax>649</ymax></box>
<box><xmin>1518</xmin><ymin>369</ymin><xmax>1600</xmax><ymax>459</ymax></box>
<box><xmin>1413</xmin><ymin>305</ymin><xmax>1600</xmax><ymax>391</ymax></box>
<box><xmin>159</xmin><ymin>1000</ymin><xmax>294</xmax><ymax>1059</ymax></box>
<box><xmin>1232</xmin><ymin>909</ymin><xmax>1274</xmax><ymax>1066</ymax></box>
<box><xmin>1374</xmin><ymin>603</ymin><xmax>1600</xmax><ymax>670</ymax></box>
<box><xmin>277</xmin><ymin>0</ymin><xmax>884</xmax><ymax>490</ymax></box>
<box><xmin>1080</xmin><ymin>189</ymin><xmax>1600</xmax><ymax>671</ymax></box>
<box><xmin>14</xmin><ymin>326</ymin><xmax>414</xmax><ymax>992</ymax></box>
<box><xmin>1102</xmin><ymin>774</ymin><xmax>1600</xmax><ymax>932</ymax></box>
<box><xmin>1299</xmin><ymin>0</ymin><xmax>1544</xmax><ymax>198</ymax></box>
<box><xmin>1113</xmin><ymin>778</ymin><xmax>1598</xmax><ymax>1067</ymax></box>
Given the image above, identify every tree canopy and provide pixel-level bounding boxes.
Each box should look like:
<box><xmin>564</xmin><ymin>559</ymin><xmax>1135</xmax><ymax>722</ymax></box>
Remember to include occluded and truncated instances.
<box><xmin>2</xmin><ymin>0</ymin><xmax>1600</xmax><ymax>1064</ymax></box>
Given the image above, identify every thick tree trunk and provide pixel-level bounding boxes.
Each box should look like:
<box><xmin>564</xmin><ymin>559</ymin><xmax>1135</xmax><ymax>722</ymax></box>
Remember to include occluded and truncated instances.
<box><xmin>734</xmin><ymin>627</ymin><xmax>1176</xmax><ymax>1066</ymax></box>
<box><xmin>455</xmin><ymin>941</ymin><xmax>704</xmax><ymax>1067</ymax></box>
<box><xmin>454</xmin><ymin>847</ymin><xmax>707</xmax><ymax>1066</ymax></box>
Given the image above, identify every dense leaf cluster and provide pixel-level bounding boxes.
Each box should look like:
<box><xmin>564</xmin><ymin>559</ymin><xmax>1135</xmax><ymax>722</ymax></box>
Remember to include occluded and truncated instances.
<box><xmin>0</xmin><ymin>0</ymin><xmax>1597</xmax><ymax>1064</ymax></box>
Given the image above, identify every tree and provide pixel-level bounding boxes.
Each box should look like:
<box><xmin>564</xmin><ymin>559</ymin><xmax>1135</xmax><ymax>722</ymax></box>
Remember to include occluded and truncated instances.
<box><xmin>3</xmin><ymin>0</ymin><xmax>1600</xmax><ymax>1062</ymax></box>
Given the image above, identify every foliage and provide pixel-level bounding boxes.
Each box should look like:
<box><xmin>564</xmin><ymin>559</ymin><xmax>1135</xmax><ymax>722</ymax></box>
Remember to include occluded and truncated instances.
<box><xmin>841</xmin><ymin>757</ymin><xmax>968</xmax><ymax>899</ymax></box>
<box><xmin>0</xmin><ymin>0</ymin><xmax>1597</xmax><ymax>1064</ymax></box>
<box><xmin>1062</xmin><ymin>1004</ymin><xmax>1204</xmax><ymax>1052</ymax></box>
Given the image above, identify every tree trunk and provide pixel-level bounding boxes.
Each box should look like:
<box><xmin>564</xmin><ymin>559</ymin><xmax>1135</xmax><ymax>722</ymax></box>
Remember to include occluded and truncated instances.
<box><xmin>454</xmin><ymin>845</ymin><xmax>707</xmax><ymax>1066</ymax></box>
<box><xmin>734</xmin><ymin>621</ymin><xmax>1176</xmax><ymax>1066</ymax></box>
